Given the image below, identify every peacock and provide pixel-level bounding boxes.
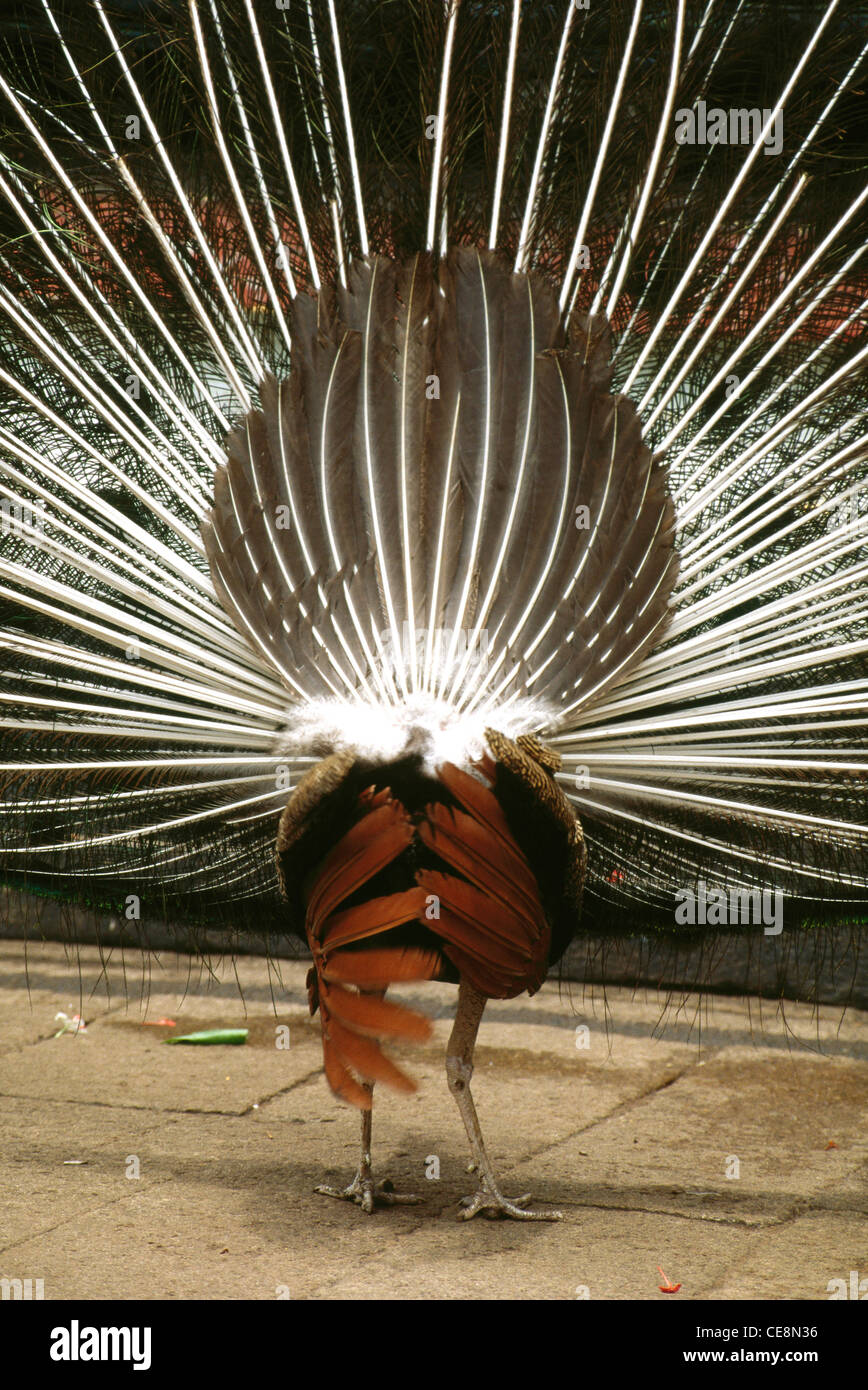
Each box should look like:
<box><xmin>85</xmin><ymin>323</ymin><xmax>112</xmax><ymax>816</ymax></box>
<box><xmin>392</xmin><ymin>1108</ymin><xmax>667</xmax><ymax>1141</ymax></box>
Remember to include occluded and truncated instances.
<box><xmin>1</xmin><ymin>0</ymin><xmax>867</xmax><ymax>1221</ymax></box>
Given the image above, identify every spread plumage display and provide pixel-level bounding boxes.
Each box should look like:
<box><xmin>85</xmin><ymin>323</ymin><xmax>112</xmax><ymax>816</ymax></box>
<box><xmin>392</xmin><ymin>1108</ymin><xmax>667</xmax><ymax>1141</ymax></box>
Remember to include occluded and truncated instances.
<box><xmin>1</xmin><ymin>0</ymin><xmax>866</xmax><ymax>1219</ymax></box>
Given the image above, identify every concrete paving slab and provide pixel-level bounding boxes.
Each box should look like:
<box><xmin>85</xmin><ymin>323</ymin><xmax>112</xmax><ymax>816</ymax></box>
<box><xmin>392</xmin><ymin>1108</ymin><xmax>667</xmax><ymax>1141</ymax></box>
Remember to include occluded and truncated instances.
<box><xmin>1</xmin><ymin>940</ymin><xmax>866</xmax><ymax>1300</ymax></box>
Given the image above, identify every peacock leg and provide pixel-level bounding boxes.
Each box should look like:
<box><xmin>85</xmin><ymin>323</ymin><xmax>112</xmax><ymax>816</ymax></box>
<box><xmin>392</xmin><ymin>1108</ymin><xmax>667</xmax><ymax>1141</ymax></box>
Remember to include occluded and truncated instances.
<box><xmin>314</xmin><ymin>1083</ymin><xmax>424</xmax><ymax>1214</ymax></box>
<box><xmin>447</xmin><ymin>980</ymin><xmax>563</xmax><ymax>1221</ymax></box>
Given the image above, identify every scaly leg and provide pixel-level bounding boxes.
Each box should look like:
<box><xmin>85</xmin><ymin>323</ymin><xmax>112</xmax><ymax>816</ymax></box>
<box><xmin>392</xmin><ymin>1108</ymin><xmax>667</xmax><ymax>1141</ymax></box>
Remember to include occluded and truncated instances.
<box><xmin>314</xmin><ymin>1083</ymin><xmax>424</xmax><ymax>1214</ymax></box>
<box><xmin>446</xmin><ymin>979</ymin><xmax>563</xmax><ymax>1221</ymax></box>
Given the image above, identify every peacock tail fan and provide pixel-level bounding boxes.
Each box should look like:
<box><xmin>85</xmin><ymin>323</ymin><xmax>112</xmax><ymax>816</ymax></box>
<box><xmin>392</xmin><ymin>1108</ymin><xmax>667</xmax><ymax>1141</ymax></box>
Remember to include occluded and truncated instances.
<box><xmin>0</xmin><ymin>0</ymin><xmax>866</xmax><ymax>1021</ymax></box>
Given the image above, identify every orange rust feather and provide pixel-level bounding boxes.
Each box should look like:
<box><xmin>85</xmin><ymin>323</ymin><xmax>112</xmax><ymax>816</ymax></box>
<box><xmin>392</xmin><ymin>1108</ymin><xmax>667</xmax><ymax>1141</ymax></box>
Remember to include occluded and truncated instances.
<box><xmin>431</xmin><ymin>907</ymin><xmax>533</xmax><ymax>975</ymax></box>
<box><xmin>418</xmin><ymin>803</ymin><xmax>545</xmax><ymax>925</ymax></box>
<box><xmin>438</xmin><ymin>761</ymin><xmax>522</xmax><ymax>852</ymax></box>
<box><xmin>321</xmin><ymin>887</ymin><xmax>429</xmax><ymax>951</ymax></box>
<box><xmin>322</xmin><ymin>1042</ymin><xmax>373</xmax><ymax>1109</ymax></box>
<box><xmin>416</xmin><ymin>868</ymin><xmax>541</xmax><ymax>953</ymax></box>
<box><xmin>306</xmin><ymin>809</ymin><xmax>415</xmax><ymax>936</ymax></box>
<box><xmin>304</xmin><ymin>754</ymin><xmax>556</xmax><ymax>1108</ymax></box>
<box><xmin>323</xmin><ymin>983</ymin><xmax>433</xmax><ymax>1040</ymax></box>
<box><xmin>326</xmin><ymin>1016</ymin><xmax>418</xmax><ymax>1092</ymax></box>
<box><xmin>439</xmin><ymin>943</ymin><xmax>527</xmax><ymax>999</ymax></box>
<box><xmin>321</xmin><ymin>947</ymin><xmax>443</xmax><ymax>987</ymax></box>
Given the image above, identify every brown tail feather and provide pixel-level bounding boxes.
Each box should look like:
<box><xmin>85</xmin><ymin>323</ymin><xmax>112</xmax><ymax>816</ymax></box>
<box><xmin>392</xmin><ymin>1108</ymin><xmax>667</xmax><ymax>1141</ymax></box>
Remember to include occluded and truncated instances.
<box><xmin>322</xmin><ymin>947</ymin><xmax>442</xmax><ymax>987</ymax></box>
<box><xmin>306</xmin><ymin>809</ymin><xmax>415</xmax><ymax>933</ymax></box>
<box><xmin>418</xmin><ymin>803</ymin><xmax>545</xmax><ymax>925</ymax></box>
<box><xmin>306</xmin><ymin>796</ymin><xmax>441</xmax><ymax>1109</ymax></box>
<box><xmin>438</xmin><ymin>761</ymin><xmax>520</xmax><ymax>850</ymax></box>
<box><xmin>416</xmin><ymin>869</ymin><xmax>540</xmax><ymax>954</ymax></box>
<box><xmin>323</xmin><ymin>1045</ymin><xmax>374</xmax><ymax>1109</ymax></box>
<box><xmin>323</xmin><ymin>983</ymin><xmax>433</xmax><ymax>1040</ymax></box>
<box><xmin>303</xmin><ymin>744</ymin><xmax>556</xmax><ymax>1106</ymax></box>
<box><xmin>323</xmin><ymin>887</ymin><xmax>429</xmax><ymax>951</ymax></box>
<box><xmin>439</xmin><ymin>945</ymin><xmax>522</xmax><ymax>999</ymax></box>
<box><xmin>432</xmin><ymin>908</ymin><xmax>534</xmax><ymax>977</ymax></box>
<box><xmin>415</xmin><ymin>783</ymin><xmax>551</xmax><ymax>996</ymax></box>
<box><xmin>326</xmin><ymin>1016</ymin><xmax>418</xmax><ymax>1092</ymax></box>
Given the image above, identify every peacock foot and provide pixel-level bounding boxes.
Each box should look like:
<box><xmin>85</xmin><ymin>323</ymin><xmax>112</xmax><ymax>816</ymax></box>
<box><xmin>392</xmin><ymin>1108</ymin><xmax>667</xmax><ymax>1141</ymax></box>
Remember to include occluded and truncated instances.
<box><xmin>457</xmin><ymin>1185</ymin><xmax>563</xmax><ymax>1222</ymax></box>
<box><xmin>315</xmin><ymin>1173</ymin><xmax>423</xmax><ymax>1214</ymax></box>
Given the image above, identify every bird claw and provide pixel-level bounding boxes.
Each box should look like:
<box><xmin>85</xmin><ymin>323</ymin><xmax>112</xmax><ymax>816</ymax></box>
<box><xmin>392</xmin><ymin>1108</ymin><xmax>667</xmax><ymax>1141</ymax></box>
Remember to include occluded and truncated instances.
<box><xmin>315</xmin><ymin>1174</ymin><xmax>422</xmax><ymax>1214</ymax></box>
<box><xmin>457</xmin><ymin>1188</ymin><xmax>563</xmax><ymax>1221</ymax></box>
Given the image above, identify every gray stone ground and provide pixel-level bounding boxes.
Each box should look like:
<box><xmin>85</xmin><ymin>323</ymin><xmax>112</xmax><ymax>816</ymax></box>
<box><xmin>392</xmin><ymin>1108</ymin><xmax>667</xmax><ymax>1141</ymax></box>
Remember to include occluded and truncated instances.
<box><xmin>0</xmin><ymin>940</ymin><xmax>866</xmax><ymax>1300</ymax></box>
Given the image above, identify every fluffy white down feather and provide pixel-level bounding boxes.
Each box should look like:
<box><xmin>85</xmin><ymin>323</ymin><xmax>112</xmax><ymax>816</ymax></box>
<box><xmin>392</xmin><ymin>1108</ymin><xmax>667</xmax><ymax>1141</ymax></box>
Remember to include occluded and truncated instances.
<box><xmin>277</xmin><ymin>694</ymin><xmax>555</xmax><ymax>774</ymax></box>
